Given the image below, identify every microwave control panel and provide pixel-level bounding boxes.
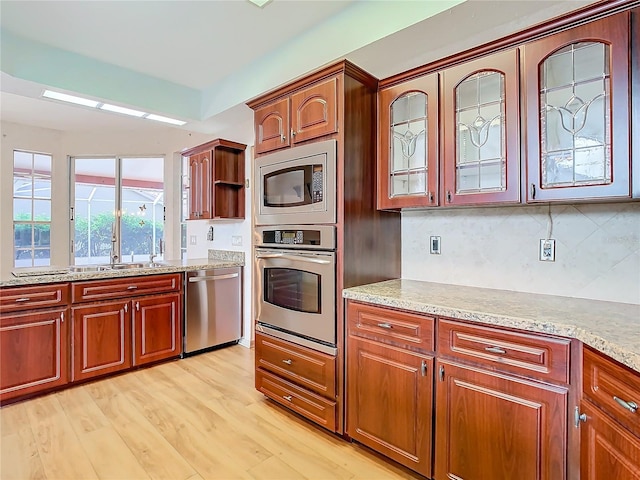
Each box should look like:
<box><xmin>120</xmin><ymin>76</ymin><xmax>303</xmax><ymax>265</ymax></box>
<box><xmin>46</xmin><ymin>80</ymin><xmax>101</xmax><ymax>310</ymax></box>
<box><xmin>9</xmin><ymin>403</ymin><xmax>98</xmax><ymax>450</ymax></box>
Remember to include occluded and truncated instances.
<box><xmin>311</xmin><ymin>165</ymin><xmax>323</xmax><ymax>203</ymax></box>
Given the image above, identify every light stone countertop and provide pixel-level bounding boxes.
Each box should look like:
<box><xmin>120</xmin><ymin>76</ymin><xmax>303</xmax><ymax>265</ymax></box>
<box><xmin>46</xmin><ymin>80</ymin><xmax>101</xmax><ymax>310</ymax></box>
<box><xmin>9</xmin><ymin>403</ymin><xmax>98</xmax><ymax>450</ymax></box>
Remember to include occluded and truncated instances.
<box><xmin>0</xmin><ymin>251</ymin><xmax>244</xmax><ymax>288</ymax></box>
<box><xmin>343</xmin><ymin>279</ymin><xmax>640</xmax><ymax>373</ymax></box>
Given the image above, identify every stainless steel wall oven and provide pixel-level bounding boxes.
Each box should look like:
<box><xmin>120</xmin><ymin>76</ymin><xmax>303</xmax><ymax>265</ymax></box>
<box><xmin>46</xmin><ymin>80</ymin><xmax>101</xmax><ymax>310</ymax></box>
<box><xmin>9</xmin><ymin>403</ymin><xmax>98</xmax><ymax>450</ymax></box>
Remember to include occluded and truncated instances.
<box><xmin>254</xmin><ymin>225</ymin><xmax>336</xmax><ymax>355</ymax></box>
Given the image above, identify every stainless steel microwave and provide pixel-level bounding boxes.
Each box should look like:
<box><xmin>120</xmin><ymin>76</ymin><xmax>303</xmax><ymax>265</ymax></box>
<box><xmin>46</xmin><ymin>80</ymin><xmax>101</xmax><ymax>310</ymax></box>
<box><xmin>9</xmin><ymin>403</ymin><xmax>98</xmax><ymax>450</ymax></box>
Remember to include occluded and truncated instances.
<box><xmin>254</xmin><ymin>139</ymin><xmax>336</xmax><ymax>226</ymax></box>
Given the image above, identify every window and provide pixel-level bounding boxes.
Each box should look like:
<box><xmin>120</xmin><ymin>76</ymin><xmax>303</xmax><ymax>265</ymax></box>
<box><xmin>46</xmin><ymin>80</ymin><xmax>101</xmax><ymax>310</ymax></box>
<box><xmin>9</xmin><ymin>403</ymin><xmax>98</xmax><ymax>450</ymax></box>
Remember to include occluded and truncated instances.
<box><xmin>71</xmin><ymin>156</ymin><xmax>164</xmax><ymax>265</ymax></box>
<box><xmin>13</xmin><ymin>150</ymin><xmax>52</xmax><ymax>268</ymax></box>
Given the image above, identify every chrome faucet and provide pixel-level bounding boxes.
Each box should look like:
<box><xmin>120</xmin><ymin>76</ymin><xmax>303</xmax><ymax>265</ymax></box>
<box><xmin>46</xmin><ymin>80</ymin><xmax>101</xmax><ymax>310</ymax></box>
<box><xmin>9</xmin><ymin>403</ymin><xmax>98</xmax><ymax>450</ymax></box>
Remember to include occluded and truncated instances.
<box><xmin>149</xmin><ymin>235</ymin><xmax>157</xmax><ymax>263</ymax></box>
<box><xmin>110</xmin><ymin>223</ymin><xmax>119</xmax><ymax>265</ymax></box>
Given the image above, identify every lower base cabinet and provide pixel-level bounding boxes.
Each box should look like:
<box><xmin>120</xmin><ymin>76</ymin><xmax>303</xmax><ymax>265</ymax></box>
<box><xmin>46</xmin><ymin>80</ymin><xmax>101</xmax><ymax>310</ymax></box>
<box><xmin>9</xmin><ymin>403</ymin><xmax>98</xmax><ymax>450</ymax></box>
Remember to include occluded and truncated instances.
<box><xmin>347</xmin><ymin>337</ymin><xmax>433</xmax><ymax>478</ymax></box>
<box><xmin>0</xmin><ymin>308</ymin><xmax>69</xmax><ymax>402</ymax></box>
<box><xmin>133</xmin><ymin>293</ymin><xmax>181</xmax><ymax>366</ymax></box>
<box><xmin>434</xmin><ymin>360</ymin><xmax>568</xmax><ymax>480</ymax></box>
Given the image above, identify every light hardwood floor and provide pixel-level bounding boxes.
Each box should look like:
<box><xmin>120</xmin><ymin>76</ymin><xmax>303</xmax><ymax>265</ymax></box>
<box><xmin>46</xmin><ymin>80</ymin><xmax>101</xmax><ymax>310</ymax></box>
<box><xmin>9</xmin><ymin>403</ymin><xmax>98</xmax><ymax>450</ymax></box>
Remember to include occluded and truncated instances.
<box><xmin>1</xmin><ymin>345</ymin><xmax>422</xmax><ymax>480</ymax></box>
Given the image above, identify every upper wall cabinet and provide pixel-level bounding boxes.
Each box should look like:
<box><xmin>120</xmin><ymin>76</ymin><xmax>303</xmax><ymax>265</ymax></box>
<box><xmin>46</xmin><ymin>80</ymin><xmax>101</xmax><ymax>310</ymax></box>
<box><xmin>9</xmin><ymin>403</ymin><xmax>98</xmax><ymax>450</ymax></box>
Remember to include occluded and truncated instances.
<box><xmin>523</xmin><ymin>12</ymin><xmax>631</xmax><ymax>202</ymax></box>
<box><xmin>442</xmin><ymin>48</ymin><xmax>520</xmax><ymax>206</ymax></box>
<box><xmin>254</xmin><ymin>77</ymin><xmax>338</xmax><ymax>155</ymax></box>
<box><xmin>182</xmin><ymin>139</ymin><xmax>247</xmax><ymax>220</ymax></box>
<box><xmin>378</xmin><ymin>73</ymin><xmax>439</xmax><ymax>209</ymax></box>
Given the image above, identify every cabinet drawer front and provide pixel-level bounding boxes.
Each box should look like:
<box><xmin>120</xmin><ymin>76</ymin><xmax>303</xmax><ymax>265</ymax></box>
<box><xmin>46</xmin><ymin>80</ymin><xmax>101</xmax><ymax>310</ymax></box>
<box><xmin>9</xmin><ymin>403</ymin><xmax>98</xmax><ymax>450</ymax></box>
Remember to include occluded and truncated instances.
<box><xmin>0</xmin><ymin>283</ymin><xmax>69</xmax><ymax>313</ymax></box>
<box><xmin>347</xmin><ymin>301</ymin><xmax>435</xmax><ymax>352</ymax></box>
<box><xmin>438</xmin><ymin>318</ymin><xmax>570</xmax><ymax>383</ymax></box>
<box><xmin>72</xmin><ymin>274</ymin><xmax>181</xmax><ymax>302</ymax></box>
<box><xmin>255</xmin><ymin>332</ymin><xmax>335</xmax><ymax>398</ymax></box>
<box><xmin>256</xmin><ymin>368</ymin><xmax>337</xmax><ymax>432</ymax></box>
<box><xmin>583</xmin><ymin>347</ymin><xmax>640</xmax><ymax>436</ymax></box>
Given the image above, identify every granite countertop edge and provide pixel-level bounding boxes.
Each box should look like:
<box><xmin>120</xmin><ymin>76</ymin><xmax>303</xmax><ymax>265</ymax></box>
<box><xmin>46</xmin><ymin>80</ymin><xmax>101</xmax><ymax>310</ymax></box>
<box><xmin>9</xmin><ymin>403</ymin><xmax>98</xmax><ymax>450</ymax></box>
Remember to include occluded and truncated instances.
<box><xmin>343</xmin><ymin>279</ymin><xmax>640</xmax><ymax>374</ymax></box>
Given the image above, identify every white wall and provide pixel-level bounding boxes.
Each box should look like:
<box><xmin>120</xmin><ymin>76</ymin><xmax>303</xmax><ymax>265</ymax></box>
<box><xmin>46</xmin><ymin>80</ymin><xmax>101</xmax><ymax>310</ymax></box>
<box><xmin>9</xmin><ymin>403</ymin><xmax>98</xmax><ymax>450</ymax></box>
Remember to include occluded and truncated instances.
<box><xmin>402</xmin><ymin>203</ymin><xmax>640</xmax><ymax>305</ymax></box>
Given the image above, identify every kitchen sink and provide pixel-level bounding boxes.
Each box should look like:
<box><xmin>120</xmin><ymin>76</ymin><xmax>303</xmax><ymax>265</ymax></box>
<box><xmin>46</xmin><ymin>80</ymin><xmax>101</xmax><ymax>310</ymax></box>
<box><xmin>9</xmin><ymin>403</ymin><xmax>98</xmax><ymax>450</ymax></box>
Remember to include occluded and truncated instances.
<box><xmin>109</xmin><ymin>262</ymin><xmax>147</xmax><ymax>269</ymax></box>
<box><xmin>68</xmin><ymin>265</ymin><xmax>112</xmax><ymax>273</ymax></box>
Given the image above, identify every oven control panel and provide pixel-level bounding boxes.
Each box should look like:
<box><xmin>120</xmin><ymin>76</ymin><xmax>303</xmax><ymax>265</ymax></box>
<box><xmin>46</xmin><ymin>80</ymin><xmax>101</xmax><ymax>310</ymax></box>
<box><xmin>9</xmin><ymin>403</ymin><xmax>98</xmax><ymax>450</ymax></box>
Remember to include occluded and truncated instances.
<box><xmin>256</xmin><ymin>225</ymin><xmax>335</xmax><ymax>250</ymax></box>
<box><xmin>263</xmin><ymin>229</ymin><xmax>317</xmax><ymax>246</ymax></box>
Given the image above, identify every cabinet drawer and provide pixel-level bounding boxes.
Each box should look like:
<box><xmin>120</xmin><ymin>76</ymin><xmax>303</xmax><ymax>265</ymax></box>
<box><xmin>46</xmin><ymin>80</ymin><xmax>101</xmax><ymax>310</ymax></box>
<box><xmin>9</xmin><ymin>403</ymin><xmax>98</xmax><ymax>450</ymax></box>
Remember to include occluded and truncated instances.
<box><xmin>347</xmin><ymin>301</ymin><xmax>435</xmax><ymax>352</ymax></box>
<box><xmin>255</xmin><ymin>332</ymin><xmax>335</xmax><ymax>398</ymax></box>
<box><xmin>0</xmin><ymin>283</ymin><xmax>69</xmax><ymax>313</ymax></box>
<box><xmin>438</xmin><ymin>318</ymin><xmax>570</xmax><ymax>383</ymax></box>
<box><xmin>72</xmin><ymin>273</ymin><xmax>181</xmax><ymax>303</ymax></box>
<box><xmin>583</xmin><ymin>346</ymin><xmax>640</xmax><ymax>436</ymax></box>
<box><xmin>256</xmin><ymin>368</ymin><xmax>337</xmax><ymax>432</ymax></box>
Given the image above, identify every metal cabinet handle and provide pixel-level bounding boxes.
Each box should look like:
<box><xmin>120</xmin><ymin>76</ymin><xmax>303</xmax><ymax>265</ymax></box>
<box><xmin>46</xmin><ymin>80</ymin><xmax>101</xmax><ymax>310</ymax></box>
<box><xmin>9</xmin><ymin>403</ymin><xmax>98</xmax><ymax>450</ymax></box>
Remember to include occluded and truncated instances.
<box><xmin>377</xmin><ymin>322</ymin><xmax>392</xmax><ymax>329</ymax></box>
<box><xmin>280</xmin><ymin>134</ymin><xmax>286</xmax><ymax>143</ymax></box>
<box><xmin>282</xmin><ymin>359</ymin><xmax>292</xmax><ymax>365</ymax></box>
<box><xmin>446</xmin><ymin>191</ymin><xmax>452</xmax><ymax>203</ymax></box>
<box><xmin>60</xmin><ymin>312</ymin><xmax>64</xmax><ymax>323</ymax></box>
<box><xmin>614</xmin><ymin>396</ymin><xmax>638</xmax><ymax>413</ymax></box>
<box><xmin>136</xmin><ymin>302</ymin><xmax>140</xmax><ymax>311</ymax></box>
<box><xmin>283</xmin><ymin>395</ymin><xmax>293</xmax><ymax>402</ymax></box>
<box><xmin>15</xmin><ymin>297</ymin><xmax>30</xmax><ymax>302</ymax></box>
<box><xmin>127</xmin><ymin>285</ymin><xmax>138</xmax><ymax>290</ymax></box>
<box><xmin>421</xmin><ymin>360</ymin><xmax>428</xmax><ymax>377</ymax></box>
<box><xmin>531</xmin><ymin>183</ymin><xmax>537</xmax><ymax>200</ymax></box>
<box><xmin>485</xmin><ymin>346</ymin><xmax>507</xmax><ymax>355</ymax></box>
<box><xmin>291</xmin><ymin>129</ymin><xmax>296</xmax><ymax>137</ymax></box>
<box><xmin>124</xmin><ymin>304</ymin><xmax>128</xmax><ymax>313</ymax></box>
<box><xmin>574</xmin><ymin>406</ymin><xmax>587</xmax><ymax>427</ymax></box>
<box><xmin>428</xmin><ymin>191</ymin><xmax>434</xmax><ymax>203</ymax></box>
<box><xmin>439</xmin><ymin>365</ymin><xmax>445</xmax><ymax>381</ymax></box>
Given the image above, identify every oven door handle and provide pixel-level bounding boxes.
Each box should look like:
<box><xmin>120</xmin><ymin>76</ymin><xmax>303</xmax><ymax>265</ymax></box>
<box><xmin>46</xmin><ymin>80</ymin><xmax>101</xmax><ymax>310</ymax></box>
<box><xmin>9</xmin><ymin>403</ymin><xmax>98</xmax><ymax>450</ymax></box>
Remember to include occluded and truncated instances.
<box><xmin>256</xmin><ymin>253</ymin><xmax>331</xmax><ymax>265</ymax></box>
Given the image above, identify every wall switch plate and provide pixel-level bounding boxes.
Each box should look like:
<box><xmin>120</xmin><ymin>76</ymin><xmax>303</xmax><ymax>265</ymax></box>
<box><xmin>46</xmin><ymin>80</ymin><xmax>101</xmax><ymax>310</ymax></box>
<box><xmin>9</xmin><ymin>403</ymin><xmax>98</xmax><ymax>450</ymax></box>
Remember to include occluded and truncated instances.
<box><xmin>539</xmin><ymin>239</ymin><xmax>556</xmax><ymax>261</ymax></box>
<box><xmin>189</xmin><ymin>235</ymin><xmax>197</xmax><ymax>246</ymax></box>
<box><xmin>430</xmin><ymin>236</ymin><xmax>441</xmax><ymax>255</ymax></box>
<box><xmin>232</xmin><ymin>235</ymin><xmax>242</xmax><ymax>246</ymax></box>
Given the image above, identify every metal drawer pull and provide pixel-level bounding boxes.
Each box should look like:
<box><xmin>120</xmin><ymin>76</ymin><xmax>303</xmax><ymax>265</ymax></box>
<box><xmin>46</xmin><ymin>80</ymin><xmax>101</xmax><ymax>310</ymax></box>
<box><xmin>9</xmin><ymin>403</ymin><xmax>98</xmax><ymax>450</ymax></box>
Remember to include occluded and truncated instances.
<box><xmin>127</xmin><ymin>285</ymin><xmax>138</xmax><ymax>290</ymax></box>
<box><xmin>282</xmin><ymin>359</ymin><xmax>292</xmax><ymax>365</ymax></box>
<box><xmin>614</xmin><ymin>396</ymin><xmax>638</xmax><ymax>413</ymax></box>
<box><xmin>485</xmin><ymin>346</ymin><xmax>507</xmax><ymax>355</ymax></box>
<box><xmin>15</xmin><ymin>297</ymin><xmax>30</xmax><ymax>302</ymax></box>
<box><xmin>377</xmin><ymin>323</ymin><xmax>392</xmax><ymax>329</ymax></box>
<box><xmin>283</xmin><ymin>395</ymin><xmax>293</xmax><ymax>402</ymax></box>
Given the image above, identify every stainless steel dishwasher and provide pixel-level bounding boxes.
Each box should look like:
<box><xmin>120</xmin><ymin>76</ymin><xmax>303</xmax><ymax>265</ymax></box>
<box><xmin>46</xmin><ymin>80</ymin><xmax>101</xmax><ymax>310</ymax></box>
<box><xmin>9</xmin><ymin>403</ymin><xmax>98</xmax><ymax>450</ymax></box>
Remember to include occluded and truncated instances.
<box><xmin>184</xmin><ymin>267</ymin><xmax>242</xmax><ymax>355</ymax></box>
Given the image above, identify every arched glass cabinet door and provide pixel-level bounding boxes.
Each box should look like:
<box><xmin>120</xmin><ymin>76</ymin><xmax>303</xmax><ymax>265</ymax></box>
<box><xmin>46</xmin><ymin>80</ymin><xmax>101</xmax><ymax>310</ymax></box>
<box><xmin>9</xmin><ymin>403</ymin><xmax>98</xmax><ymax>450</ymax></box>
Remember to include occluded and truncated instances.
<box><xmin>524</xmin><ymin>12</ymin><xmax>630</xmax><ymax>202</ymax></box>
<box><xmin>377</xmin><ymin>73</ymin><xmax>439</xmax><ymax>209</ymax></box>
<box><xmin>442</xmin><ymin>48</ymin><xmax>520</xmax><ymax>205</ymax></box>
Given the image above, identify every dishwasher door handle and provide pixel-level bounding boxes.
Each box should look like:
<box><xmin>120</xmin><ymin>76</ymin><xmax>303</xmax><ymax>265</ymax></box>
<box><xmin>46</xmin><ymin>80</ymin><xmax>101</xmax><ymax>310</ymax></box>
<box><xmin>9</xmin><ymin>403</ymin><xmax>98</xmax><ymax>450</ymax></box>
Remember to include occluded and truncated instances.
<box><xmin>255</xmin><ymin>253</ymin><xmax>331</xmax><ymax>265</ymax></box>
<box><xmin>188</xmin><ymin>273</ymin><xmax>239</xmax><ymax>282</ymax></box>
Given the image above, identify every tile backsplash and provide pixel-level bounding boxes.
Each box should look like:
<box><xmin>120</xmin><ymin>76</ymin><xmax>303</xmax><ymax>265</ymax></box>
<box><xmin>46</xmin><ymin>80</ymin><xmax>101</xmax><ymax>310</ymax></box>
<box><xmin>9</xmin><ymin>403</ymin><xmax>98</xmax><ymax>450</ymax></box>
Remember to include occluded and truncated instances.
<box><xmin>402</xmin><ymin>202</ymin><xmax>640</xmax><ymax>305</ymax></box>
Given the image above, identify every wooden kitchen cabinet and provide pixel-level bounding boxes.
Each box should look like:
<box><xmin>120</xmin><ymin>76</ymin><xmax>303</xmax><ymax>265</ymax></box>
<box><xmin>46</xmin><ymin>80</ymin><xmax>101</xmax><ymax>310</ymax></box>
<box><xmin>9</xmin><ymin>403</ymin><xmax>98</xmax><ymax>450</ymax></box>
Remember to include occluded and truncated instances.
<box><xmin>346</xmin><ymin>301</ymin><xmax>435</xmax><ymax>477</ymax></box>
<box><xmin>133</xmin><ymin>293</ymin><xmax>181</xmax><ymax>366</ymax></box>
<box><xmin>579</xmin><ymin>346</ymin><xmax>640</xmax><ymax>477</ymax></box>
<box><xmin>523</xmin><ymin>12</ymin><xmax>631</xmax><ymax>202</ymax></box>
<box><xmin>378</xmin><ymin>73</ymin><xmax>439</xmax><ymax>209</ymax></box>
<box><xmin>0</xmin><ymin>307</ymin><xmax>69</xmax><ymax>403</ymax></box>
<box><xmin>182</xmin><ymin>138</ymin><xmax>247</xmax><ymax>220</ymax></box>
<box><xmin>442</xmin><ymin>48</ymin><xmax>520</xmax><ymax>205</ymax></box>
<box><xmin>72</xmin><ymin>299</ymin><xmax>131</xmax><ymax>382</ymax></box>
<box><xmin>253</xmin><ymin>76</ymin><xmax>338</xmax><ymax>155</ymax></box>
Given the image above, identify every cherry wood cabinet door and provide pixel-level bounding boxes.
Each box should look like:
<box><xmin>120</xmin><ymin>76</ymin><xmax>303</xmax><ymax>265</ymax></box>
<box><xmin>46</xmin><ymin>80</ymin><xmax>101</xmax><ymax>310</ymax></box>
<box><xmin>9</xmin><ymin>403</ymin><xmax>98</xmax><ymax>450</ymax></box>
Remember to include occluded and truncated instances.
<box><xmin>0</xmin><ymin>308</ymin><xmax>68</xmax><ymax>402</ymax></box>
<box><xmin>580</xmin><ymin>400</ymin><xmax>640</xmax><ymax>479</ymax></box>
<box><xmin>254</xmin><ymin>97</ymin><xmax>290</xmax><ymax>154</ymax></box>
<box><xmin>442</xmin><ymin>48</ymin><xmax>520</xmax><ymax>206</ymax></box>
<box><xmin>347</xmin><ymin>336</ymin><xmax>433</xmax><ymax>478</ymax></box>
<box><xmin>71</xmin><ymin>300</ymin><xmax>131</xmax><ymax>382</ymax></box>
<box><xmin>378</xmin><ymin>73</ymin><xmax>439</xmax><ymax>209</ymax></box>
<box><xmin>290</xmin><ymin>77</ymin><xmax>338</xmax><ymax>145</ymax></box>
<box><xmin>188</xmin><ymin>153</ymin><xmax>203</xmax><ymax>219</ymax></box>
<box><xmin>435</xmin><ymin>360</ymin><xmax>568</xmax><ymax>480</ymax></box>
<box><xmin>523</xmin><ymin>12</ymin><xmax>631</xmax><ymax>202</ymax></box>
<box><xmin>132</xmin><ymin>293</ymin><xmax>181</xmax><ymax>366</ymax></box>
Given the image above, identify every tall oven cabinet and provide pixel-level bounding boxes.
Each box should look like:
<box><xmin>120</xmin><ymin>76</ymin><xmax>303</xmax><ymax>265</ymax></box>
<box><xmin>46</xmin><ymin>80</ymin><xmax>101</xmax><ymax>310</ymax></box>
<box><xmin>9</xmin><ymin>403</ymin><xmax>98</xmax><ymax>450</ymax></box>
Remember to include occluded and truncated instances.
<box><xmin>248</xmin><ymin>60</ymin><xmax>401</xmax><ymax>435</ymax></box>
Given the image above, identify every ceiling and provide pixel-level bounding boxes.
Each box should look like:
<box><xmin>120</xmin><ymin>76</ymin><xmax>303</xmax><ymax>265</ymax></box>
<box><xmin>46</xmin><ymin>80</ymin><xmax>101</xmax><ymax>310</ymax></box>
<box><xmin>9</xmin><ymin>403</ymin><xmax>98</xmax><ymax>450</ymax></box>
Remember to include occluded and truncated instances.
<box><xmin>0</xmin><ymin>0</ymin><xmax>598</xmax><ymax>137</ymax></box>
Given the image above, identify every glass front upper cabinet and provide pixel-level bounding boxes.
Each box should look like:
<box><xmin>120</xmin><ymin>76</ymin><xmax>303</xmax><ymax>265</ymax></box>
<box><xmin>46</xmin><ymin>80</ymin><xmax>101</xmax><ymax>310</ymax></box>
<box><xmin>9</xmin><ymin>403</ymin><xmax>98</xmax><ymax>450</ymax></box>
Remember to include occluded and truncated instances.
<box><xmin>442</xmin><ymin>48</ymin><xmax>520</xmax><ymax>205</ymax></box>
<box><xmin>524</xmin><ymin>12</ymin><xmax>630</xmax><ymax>201</ymax></box>
<box><xmin>378</xmin><ymin>73</ymin><xmax>439</xmax><ymax>209</ymax></box>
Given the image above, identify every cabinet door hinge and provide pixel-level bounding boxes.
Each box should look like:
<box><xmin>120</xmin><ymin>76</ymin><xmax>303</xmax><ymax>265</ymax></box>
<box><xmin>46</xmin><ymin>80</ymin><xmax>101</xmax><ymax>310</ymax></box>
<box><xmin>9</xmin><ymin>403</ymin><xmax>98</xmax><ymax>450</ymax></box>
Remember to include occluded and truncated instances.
<box><xmin>439</xmin><ymin>365</ymin><xmax>445</xmax><ymax>381</ymax></box>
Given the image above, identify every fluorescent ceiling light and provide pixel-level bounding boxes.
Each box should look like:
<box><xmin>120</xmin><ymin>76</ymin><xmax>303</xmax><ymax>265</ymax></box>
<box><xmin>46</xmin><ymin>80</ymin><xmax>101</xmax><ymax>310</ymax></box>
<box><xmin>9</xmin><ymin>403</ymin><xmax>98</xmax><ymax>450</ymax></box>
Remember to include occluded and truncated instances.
<box><xmin>42</xmin><ymin>90</ymin><xmax>100</xmax><ymax>108</ymax></box>
<box><xmin>248</xmin><ymin>0</ymin><xmax>272</xmax><ymax>7</ymax></box>
<box><xmin>99</xmin><ymin>103</ymin><xmax>146</xmax><ymax>117</ymax></box>
<box><xmin>145</xmin><ymin>114</ymin><xmax>187</xmax><ymax>126</ymax></box>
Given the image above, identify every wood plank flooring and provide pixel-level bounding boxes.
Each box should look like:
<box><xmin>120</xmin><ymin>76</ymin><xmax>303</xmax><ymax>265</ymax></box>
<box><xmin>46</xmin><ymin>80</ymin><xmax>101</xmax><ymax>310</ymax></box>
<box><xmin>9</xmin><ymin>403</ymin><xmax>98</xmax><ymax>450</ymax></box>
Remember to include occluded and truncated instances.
<box><xmin>1</xmin><ymin>345</ymin><xmax>422</xmax><ymax>480</ymax></box>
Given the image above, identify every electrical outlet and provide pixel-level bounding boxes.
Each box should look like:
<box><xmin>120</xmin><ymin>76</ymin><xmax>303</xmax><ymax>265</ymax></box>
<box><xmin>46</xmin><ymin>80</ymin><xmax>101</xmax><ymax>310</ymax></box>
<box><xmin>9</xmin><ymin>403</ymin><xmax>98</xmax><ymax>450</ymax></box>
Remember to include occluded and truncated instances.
<box><xmin>430</xmin><ymin>236</ymin><xmax>441</xmax><ymax>255</ymax></box>
<box><xmin>539</xmin><ymin>239</ymin><xmax>556</xmax><ymax>262</ymax></box>
<box><xmin>232</xmin><ymin>235</ymin><xmax>242</xmax><ymax>246</ymax></box>
<box><xmin>207</xmin><ymin>226</ymin><xmax>214</xmax><ymax>241</ymax></box>
<box><xmin>189</xmin><ymin>235</ymin><xmax>197</xmax><ymax>246</ymax></box>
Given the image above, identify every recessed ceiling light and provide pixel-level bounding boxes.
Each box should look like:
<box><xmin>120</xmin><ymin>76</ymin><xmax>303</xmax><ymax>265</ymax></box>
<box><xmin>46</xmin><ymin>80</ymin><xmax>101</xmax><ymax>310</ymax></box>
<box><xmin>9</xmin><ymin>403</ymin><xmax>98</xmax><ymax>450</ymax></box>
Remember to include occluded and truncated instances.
<box><xmin>145</xmin><ymin>114</ymin><xmax>187</xmax><ymax>126</ymax></box>
<box><xmin>42</xmin><ymin>90</ymin><xmax>100</xmax><ymax>108</ymax></box>
<box><xmin>248</xmin><ymin>0</ymin><xmax>272</xmax><ymax>7</ymax></box>
<box><xmin>99</xmin><ymin>103</ymin><xmax>146</xmax><ymax>117</ymax></box>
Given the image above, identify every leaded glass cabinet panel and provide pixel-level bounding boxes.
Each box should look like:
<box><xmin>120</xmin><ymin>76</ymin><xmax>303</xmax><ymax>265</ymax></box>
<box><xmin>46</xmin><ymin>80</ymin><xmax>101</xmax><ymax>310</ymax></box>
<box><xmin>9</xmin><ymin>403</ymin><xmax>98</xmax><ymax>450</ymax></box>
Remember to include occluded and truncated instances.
<box><xmin>443</xmin><ymin>49</ymin><xmax>520</xmax><ymax>205</ymax></box>
<box><xmin>378</xmin><ymin>73</ymin><xmax>439</xmax><ymax>209</ymax></box>
<box><xmin>524</xmin><ymin>12</ymin><xmax>630</xmax><ymax>201</ymax></box>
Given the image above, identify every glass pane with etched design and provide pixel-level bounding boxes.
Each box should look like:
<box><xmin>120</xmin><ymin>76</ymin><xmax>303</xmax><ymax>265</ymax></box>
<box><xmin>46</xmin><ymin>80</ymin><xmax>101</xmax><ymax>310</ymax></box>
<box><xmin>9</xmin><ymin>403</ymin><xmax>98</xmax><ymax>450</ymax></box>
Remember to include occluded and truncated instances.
<box><xmin>455</xmin><ymin>71</ymin><xmax>506</xmax><ymax>194</ymax></box>
<box><xmin>390</xmin><ymin>91</ymin><xmax>428</xmax><ymax>197</ymax></box>
<box><xmin>540</xmin><ymin>41</ymin><xmax>611</xmax><ymax>188</ymax></box>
